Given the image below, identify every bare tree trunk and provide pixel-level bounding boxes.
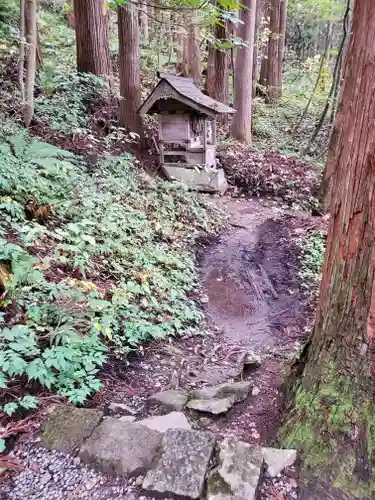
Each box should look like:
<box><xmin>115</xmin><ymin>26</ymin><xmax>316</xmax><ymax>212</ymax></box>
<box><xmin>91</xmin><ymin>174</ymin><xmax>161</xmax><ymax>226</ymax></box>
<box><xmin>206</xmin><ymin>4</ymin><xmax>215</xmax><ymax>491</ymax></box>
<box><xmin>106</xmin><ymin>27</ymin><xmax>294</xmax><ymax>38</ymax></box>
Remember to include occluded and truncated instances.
<box><xmin>118</xmin><ymin>1</ymin><xmax>143</xmax><ymax>141</ymax></box>
<box><xmin>67</xmin><ymin>0</ymin><xmax>76</xmax><ymax>28</ymax></box>
<box><xmin>282</xmin><ymin>3</ymin><xmax>375</xmax><ymax>497</ymax></box>
<box><xmin>19</xmin><ymin>0</ymin><xmax>26</xmax><ymax>106</ymax></box>
<box><xmin>183</xmin><ymin>10</ymin><xmax>202</xmax><ymax>85</ymax></box>
<box><xmin>266</xmin><ymin>0</ymin><xmax>281</xmax><ymax>102</ymax></box>
<box><xmin>139</xmin><ymin>2</ymin><xmax>149</xmax><ymax>43</ymax></box>
<box><xmin>206</xmin><ymin>41</ymin><xmax>215</xmax><ymax>94</ymax></box>
<box><xmin>23</xmin><ymin>0</ymin><xmax>37</xmax><ymax>126</ymax></box>
<box><xmin>292</xmin><ymin>21</ymin><xmax>332</xmax><ymax>135</ymax></box>
<box><xmin>74</xmin><ymin>0</ymin><xmax>112</xmax><ymax>77</ymax></box>
<box><xmin>276</xmin><ymin>0</ymin><xmax>287</xmax><ymax>94</ymax></box>
<box><xmin>232</xmin><ymin>0</ymin><xmax>257</xmax><ymax>144</ymax></box>
<box><xmin>252</xmin><ymin>0</ymin><xmax>263</xmax><ymax>96</ymax></box>
<box><xmin>210</xmin><ymin>21</ymin><xmax>228</xmax><ymax>127</ymax></box>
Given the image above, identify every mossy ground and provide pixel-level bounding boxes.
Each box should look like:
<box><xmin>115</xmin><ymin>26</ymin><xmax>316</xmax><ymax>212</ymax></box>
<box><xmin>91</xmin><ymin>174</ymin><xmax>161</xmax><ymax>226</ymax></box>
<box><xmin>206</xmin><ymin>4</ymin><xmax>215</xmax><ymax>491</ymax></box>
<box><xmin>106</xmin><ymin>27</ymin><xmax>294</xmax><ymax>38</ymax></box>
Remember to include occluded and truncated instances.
<box><xmin>280</xmin><ymin>362</ymin><xmax>375</xmax><ymax>498</ymax></box>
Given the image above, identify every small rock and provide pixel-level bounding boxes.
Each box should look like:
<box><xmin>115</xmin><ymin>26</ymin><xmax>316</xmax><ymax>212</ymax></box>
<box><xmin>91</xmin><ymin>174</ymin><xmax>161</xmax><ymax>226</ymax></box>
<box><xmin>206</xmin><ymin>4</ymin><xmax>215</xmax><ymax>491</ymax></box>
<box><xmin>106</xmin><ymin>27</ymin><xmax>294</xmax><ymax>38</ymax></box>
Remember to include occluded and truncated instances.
<box><xmin>136</xmin><ymin>476</ymin><xmax>144</xmax><ymax>485</ymax></box>
<box><xmin>73</xmin><ymin>456</ymin><xmax>81</xmax><ymax>467</ymax></box>
<box><xmin>262</xmin><ymin>447</ymin><xmax>297</xmax><ymax>478</ymax></box>
<box><xmin>85</xmin><ymin>477</ymin><xmax>99</xmax><ymax>490</ymax></box>
<box><xmin>137</xmin><ymin>412</ymin><xmax>191</xmax><ymax>433</ymax></box>
<box><xmin>252</xmin><ymin>386</ymin><xmax>260</xmax><ymax>396</ymax></box>
<box><xmin>187</xmin><ymin>397</ymin><xmax>235</xmax><ymax>415</ymax></box>
<box><xmin>108</xmin><ymin>402</ymin><xmax>137</xmax><ymax>415</ymax></box>
<box><xmin>207</xmin><ymin>438</ymin><xmax>264</xmax><ymax>500</ymax></box>
<box><xmin>149</xmin><ymin>389</ymin><xmax>188</xmax><ymax>412</ymax></box>
<box><xmin>40</xmin><ymin>471</ymin><xmax>52</xmax><ymax>485</ymax></box>
<box><xmin>189</xmin><ymin>381</ymin><xmax>251</xmax><ymax>404</ymax></box>
<box><xmin>119</xmin><ymin>415</ymin><xmax>137</xmax><ymax>423</ymax></box>
<box><xmin>242</xmin><ymin>350</ymin><xmax>262</xmax><ymax>370</ymax></box>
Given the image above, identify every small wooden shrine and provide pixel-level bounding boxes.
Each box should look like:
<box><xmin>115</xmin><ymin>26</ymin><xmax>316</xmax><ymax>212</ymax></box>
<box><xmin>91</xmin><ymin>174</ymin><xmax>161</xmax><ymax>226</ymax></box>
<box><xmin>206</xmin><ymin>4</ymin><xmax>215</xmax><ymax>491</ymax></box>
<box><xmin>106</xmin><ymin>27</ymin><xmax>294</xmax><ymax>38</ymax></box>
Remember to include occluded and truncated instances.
<box><xmin>138</xmin><ymin>72</ymin><xmax>235</xmax><ymax>193</ymax></box>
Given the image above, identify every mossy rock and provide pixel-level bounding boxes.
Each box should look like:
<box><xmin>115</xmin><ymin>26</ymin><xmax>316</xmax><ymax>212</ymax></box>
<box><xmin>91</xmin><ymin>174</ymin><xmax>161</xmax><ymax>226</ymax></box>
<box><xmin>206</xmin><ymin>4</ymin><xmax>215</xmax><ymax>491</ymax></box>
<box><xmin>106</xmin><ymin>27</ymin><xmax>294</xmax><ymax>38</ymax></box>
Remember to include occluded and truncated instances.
<box><xmin>41</xmin><ymin>405</ymin><xmax>103</xmax><ymax>454</ymax></box>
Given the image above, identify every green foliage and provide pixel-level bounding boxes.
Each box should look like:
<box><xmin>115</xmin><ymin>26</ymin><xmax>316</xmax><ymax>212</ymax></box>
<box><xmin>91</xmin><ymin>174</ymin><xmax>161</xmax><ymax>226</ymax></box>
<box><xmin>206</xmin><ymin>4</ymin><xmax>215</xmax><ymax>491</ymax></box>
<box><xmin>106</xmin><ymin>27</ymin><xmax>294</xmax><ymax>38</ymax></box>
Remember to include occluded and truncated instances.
<box><xmin>0</xmin><ymin>125</ymin><xmax>222</xmax><ymax>416</ymax></box>
<box><xmin>35</xmin><ymin>72</ymin><xmax>105</xmax><ymax>135</ymax></box>
<box><xmin>0</xmin><ymin>0</ymin><xmax>18</xmax><ymax>36</ymax></box>
<box><xmin>298</xmin><ymin>230</ymin><xmax>325</xmax><ymax>293</ymax></box>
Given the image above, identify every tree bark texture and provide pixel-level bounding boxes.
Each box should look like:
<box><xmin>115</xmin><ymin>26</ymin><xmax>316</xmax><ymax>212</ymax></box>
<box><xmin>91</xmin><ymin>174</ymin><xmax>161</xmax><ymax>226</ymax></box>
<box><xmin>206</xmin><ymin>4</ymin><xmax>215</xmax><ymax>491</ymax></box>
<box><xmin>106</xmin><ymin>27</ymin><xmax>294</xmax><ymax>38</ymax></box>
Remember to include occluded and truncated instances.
<box><xmin>23</xmin><ymin>0</ymin><xmax>37</xmax><ymax>127</ymax></box>
<box><xmin>209</xmin><ymin>21</ymin><xmax>228</xmax><ymax>127</ymax></box>
<box><xmin>182</xmin><ymin>11</ymin><xmax>202</xmax><ymax>86</ymax></box>
<box><xmin>118</xmin><ymin>2</ymin><xmax>143</xmax><ymax>139</ymax></box>
<box><xmin>283</xmin><ymin>1</ymin><xmax>375</xmax><ymax>495</ymax></box>
<box><xmin>252</xmin><ymin>0</ymin><xmax>263</xmax><ymax>97</ymax></box>
<box><xmin>232</xmin><ymin>0</ymin><xmax>257</xmax><ymax>144</ymax></box>
<box><xmin>74</xmin><ymin>0</ymin><xmax>112</xmax><ymax>76</ymax></box>
<box><xmin>266</xmin><ymin>0</ymin><xmax>280</xmax><ymax>102</ymax></box>
<box><xmin>139</xmin><ymin>2</ymin><xmax>149</xmax><ymax>43</ymax></box>
<box><xmin>276</xmin><ymin>0</ymin><xmax>287</xmax><ymax>94</ymax></box>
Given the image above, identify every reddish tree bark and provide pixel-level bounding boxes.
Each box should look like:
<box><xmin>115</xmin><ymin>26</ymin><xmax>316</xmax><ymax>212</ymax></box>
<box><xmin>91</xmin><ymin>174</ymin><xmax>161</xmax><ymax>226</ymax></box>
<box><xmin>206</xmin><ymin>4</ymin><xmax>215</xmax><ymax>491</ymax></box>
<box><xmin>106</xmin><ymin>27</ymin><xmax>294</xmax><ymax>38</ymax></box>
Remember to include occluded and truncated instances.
<box><xmin>232</xmin><ymin>0</ymin><xmax>257</xmax><ymax>144</ymax></box>
<box><xmin>118</xmin><ymin>1</ymin><xmax>143</xmax><ymax>140</ymax></box>
<box><xmin>266</xmin><ymin>0</ymin><xmax>280</xmax><ymax>102</ymax></box>
<box><xmin>74</xmin><ymin>0</ymin><xmax>112</xmax><ymax>76</ymax></box>
<box><xmin>208</xmin><ymin>21</ymin><xmax>228</xmax><ymax>127</ymax></box>
<box><xmin>182</xmin><ymin>11</ymin><xmax>202</xmax><ymax>86</ymax></box>
<box><xmin>283</xmin><ymin>1</ymin><xmax>375</xmax><ymax>496</ymax></box>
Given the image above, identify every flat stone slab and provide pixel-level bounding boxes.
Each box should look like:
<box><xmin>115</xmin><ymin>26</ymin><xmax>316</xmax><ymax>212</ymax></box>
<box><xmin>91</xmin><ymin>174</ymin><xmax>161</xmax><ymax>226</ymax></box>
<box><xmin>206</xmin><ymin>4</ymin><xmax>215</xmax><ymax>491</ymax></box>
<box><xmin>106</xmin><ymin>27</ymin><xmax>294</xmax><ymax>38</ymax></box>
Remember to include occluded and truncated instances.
<box><xmin>163</xmin><ymin>166</ymin><xmax>228</xmax><ymax>195</ymax></box>
<box><xmin>138</xmin><ymin>412</ymin><xmax>191</xmax><ymax>433</ymax></box>
<box><xmin>262</xmin><ymin>447</ymin><xmax>297</xmax><ymax>477</ymax></box>
<box><xmin>149</xmin><ymin>389</ymin><xmax>188</xmax><ymax>411</ymax></box>
<box><xmin>142</xmin><ymin>428</ymin><xmax>216</xmax><ymax>499</ymax></box>
<box><xmin>41</xmin><ymin>405</ymin><xmax>103</xmax><ymax>454</ymax></box>
<box><xmin>79</xmin><ymin>418</ymin><xmax>162</xmax><ymax>477</ymax></box>
<box><xmin>189</xmin><ymin>381</ymin><xmax>251</xmax><ymax>404</ymax></box>
<box><xmin>187</xmin><ymin>397</ymin><xmax>235</xmax><ymax>414</ymax></box>
<box><xmin>207</xmin><ymin>438</ymin><xmax>264</xmax><ymax>500</ymax></box>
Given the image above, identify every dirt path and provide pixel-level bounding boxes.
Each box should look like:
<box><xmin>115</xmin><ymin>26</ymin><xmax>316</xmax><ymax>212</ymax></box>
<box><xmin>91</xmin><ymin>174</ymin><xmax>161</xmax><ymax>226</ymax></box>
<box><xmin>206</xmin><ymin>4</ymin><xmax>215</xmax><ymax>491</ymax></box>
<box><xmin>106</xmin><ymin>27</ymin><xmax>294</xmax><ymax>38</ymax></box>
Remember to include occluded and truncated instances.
<box><xmin>2</xmin><ymin>198</ymin><xmax>317</xmax><ymax>500</ymax></box>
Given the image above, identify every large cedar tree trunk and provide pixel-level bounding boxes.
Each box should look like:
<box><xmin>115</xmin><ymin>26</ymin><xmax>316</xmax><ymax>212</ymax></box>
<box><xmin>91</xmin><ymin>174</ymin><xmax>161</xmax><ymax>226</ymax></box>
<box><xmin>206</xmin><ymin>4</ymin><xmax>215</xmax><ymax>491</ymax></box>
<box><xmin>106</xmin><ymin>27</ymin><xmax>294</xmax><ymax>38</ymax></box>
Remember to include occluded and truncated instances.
<box><xmin>74</xmin><ymin>0</ymin><xmax>112</xmax><ymax>76</ymax></box>
<box><xmin>282</xmin><ymin>1</ymin><xmax>375</xmax><ymax>496</ymax></box>
<box><xmin>266</xmin><ymin>0</ymin><xmax>280</xmax><ymax>102</ymax></box>
<box><xmin>232</xmin><ymin>0</ymin><xmax>257</xmax><ymax>144</ymax></box>
<box><xmin>118</xmin><ymin>2</ymin><xmax>143</xmax><ymax>140</ymax></box>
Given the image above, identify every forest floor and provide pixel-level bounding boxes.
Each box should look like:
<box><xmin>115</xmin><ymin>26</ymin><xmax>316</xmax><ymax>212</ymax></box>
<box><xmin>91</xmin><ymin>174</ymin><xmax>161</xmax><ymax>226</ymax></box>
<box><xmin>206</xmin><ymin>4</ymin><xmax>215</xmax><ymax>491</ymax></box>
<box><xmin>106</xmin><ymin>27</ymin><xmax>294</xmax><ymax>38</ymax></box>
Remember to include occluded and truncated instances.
<box><xmin>1</xmin><ymin>196</ymin><xmax>328</xmax><ymax>500</ymax></box>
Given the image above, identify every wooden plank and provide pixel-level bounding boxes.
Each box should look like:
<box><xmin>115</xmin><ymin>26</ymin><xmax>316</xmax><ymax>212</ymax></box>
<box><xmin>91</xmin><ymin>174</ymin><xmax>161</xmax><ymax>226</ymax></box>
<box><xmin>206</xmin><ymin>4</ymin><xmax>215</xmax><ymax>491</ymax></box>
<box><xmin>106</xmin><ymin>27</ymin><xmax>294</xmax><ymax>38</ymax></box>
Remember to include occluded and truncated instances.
<box><xmin>163</xmin><ymin>151</ymin><xmax>188</xmax><ymax>156</ymax></box>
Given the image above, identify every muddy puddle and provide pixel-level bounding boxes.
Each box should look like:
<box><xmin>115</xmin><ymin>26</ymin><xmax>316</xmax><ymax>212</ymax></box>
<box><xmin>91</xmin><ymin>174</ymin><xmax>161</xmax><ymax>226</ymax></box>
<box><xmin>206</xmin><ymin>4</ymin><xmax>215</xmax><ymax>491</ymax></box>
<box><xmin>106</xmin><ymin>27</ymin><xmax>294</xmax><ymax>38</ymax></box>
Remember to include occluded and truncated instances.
<box><xmin>200</xmin><ymin>204</ymin><xmax>305</xmax><ymax>350</ymax></box>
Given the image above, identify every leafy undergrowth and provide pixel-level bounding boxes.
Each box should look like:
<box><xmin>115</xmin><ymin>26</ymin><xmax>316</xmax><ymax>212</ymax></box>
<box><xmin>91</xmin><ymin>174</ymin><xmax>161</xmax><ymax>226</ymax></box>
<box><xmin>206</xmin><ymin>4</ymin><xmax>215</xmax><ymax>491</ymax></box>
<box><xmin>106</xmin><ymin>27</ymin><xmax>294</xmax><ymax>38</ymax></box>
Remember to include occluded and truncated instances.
<box><xmin>0</xmin><ymin>125</ymin><xmax>224</xmax><ymax>427</ymax></box>
<box><xmin>218</xmin><ymin>143</ymin><xmax>322</xmax><ymax>211</ymax></box>
<box><xmin>298</xmin><ymin>229</ymin><xmax>326</xmax><ymax>296</ymax></box>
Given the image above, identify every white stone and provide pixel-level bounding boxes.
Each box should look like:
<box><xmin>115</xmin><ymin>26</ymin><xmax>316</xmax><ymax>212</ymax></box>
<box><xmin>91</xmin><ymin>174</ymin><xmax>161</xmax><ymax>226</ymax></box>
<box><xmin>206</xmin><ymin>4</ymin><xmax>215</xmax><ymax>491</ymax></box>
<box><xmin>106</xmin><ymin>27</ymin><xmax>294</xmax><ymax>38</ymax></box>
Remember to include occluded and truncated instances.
<box><xmin>261</xmin><ymin>447</ymin><xmax>297</xmax><ymax>477</ymax></box>
<box><xmin>137</xmin><ymin>412</ymin><xmax>191</xmax><ymax>433</ymax></box>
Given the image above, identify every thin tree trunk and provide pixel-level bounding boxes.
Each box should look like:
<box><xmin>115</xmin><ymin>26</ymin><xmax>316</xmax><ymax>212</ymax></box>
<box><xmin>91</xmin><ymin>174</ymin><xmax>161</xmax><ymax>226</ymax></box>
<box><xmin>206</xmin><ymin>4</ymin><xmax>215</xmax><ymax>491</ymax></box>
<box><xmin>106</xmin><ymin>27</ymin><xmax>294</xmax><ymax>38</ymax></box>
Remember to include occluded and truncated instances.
<box><xmin>252</xmin><ymin>0</ymin><xmax>262</xmax><ymax>97</ymax></box>
<box><xmin>266</xmin><ymin>0</ymin><xmax>280</xmax><ymax>102</ymax></box>
<box><xmin>276</xmin><ymin>0</ymin><xmax>287</xmax><ymax>94</ymax></box>
<box><xmin>23</xmin><ymin>0</ymin><xmax>37</xmax><ymax>126</ymax></box>
<box><xmin>118</xmin><ymin>1</ymin><xmax>143</xmax><ymax>141</ymax></box>
<box><xmin>305</xmin><ymin>0</ymin><xmax>351</xmax><ymax>155</ymax></box>
<box><xmin>74</xmin><ymin>0</ymin><xmax>112</xmax><ymax>77</ymax></box>
<box><xmin>206</xmin><ymin>41</ymin><xmax>215</xmax><ymax>94</ymax></box>
<box><xmin>293</xmin><ymin>21</ymin><xmax>331</xmax><ymax>135</ymax></box>
<box><xmin>19</xmin><ymin>0</ymin><xmax>26</xmax><ymax>105</ymax></box>
<box><xmin>139</xmin><ymin>2</ymin><xmax>149</xmax><ymax>43</ymax></box>
<box><xmin>186</xmin><ymin>10</ymin><xmax>202</xmax><ymax>86</ymax></box>
<box><xmin>232</xmin><ymin>0</ymin><xmax>257</xmax><ymax>144</ymax></box>
<box><xmin>282</xmin><ymin>3</ymin><xmax>375</xmax><ymax>497</ymax></box>
<box><xmin>210</xmin><ymin>20</ymin><xmax>228</xmax><ymax>127</ymax></box>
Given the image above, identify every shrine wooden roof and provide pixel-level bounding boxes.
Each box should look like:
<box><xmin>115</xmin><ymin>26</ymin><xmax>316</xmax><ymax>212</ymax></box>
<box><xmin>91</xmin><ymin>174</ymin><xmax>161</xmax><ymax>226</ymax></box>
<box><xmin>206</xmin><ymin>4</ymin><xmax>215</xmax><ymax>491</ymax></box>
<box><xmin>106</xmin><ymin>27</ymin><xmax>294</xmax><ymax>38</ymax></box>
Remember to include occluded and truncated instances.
<box><xmin>138</xmin><ymin>72</ymin><xmax>236</xmax><ymax>117</ymax></box>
